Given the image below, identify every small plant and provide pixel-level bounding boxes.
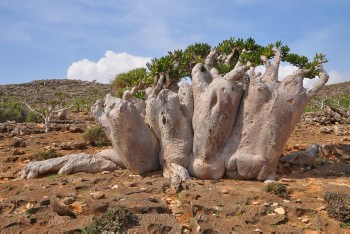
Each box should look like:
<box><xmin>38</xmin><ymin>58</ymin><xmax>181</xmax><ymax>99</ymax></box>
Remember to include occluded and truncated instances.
<box><xmin>324</xmin><ymin>192</ymin><xmax>350</xmax><ymax>222</ymax></box>
<box><xmin>79</xmin><ymin>224</ymin><xmax>94</xmax><ymax>234</ymax></box>
<box><xmin>45</xmin><ymin>173</ymin><xmax>59</xmax><ymax>179</ymax></box>
<box><xmin>33</xmin><ymin>150</ymin><xmax>63</xmax><ymax>160</ymax></box>
<box><xmin>340</xmin><ymin>222</ymin><xmax>350</xmax><ymax>229</ymax></box>
<box><xmin>264</xmin><ymin>182</ymin><xmax>288</xmax><ymax>197</ymax></box>
<box><xmin>89</xmin><ymin>206</ymin><xmax>137</xmax><ymax>232</ymax></box>
<box><xmin>83</xmin><ymin>124</ymin><xmax>110</xmax><ymax>146</ymax></box>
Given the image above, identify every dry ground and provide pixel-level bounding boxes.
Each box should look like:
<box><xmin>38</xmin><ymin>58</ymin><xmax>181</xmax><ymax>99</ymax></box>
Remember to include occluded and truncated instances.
<box><xmin>0</xmin><ymin>113</ymin><xmax>350</xmax><ymax>233</ymax></box>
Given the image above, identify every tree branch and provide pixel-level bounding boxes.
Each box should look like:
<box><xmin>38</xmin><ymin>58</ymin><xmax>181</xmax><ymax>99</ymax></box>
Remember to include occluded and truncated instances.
<box><xmin>123</xmin><ymin>82</ymin><xmax>144</xmax><ymax>101</ymax></box>
<box><xmin>22</xmin><ymin>102</ymin><xmax>45</xmax><ymax>120</ymax></box>
<box><xmin>224</xmin><ymin>62</ymin><xmax>251</xmax><ymax>81</ymax></box>
<box><xmin>204</xmin><ymin>49</ymin><xmax>217</xmax><ymax>71</ymax></box>
<box><xmin>306</xmin><ymin>65</ymin><xmax>329</xmax><ymax>98</ymax></box>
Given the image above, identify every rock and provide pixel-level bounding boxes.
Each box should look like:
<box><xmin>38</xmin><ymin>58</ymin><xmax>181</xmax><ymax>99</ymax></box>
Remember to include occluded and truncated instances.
<box><xmin>274</xmin><ymin>207</ymin><xmax>286</xmax><ymax>215</ymax></box>
<box><xmin>12</xmin><ymin>137</ymin><xmax>26</xmax><ymax>148</ymax></box>
<box><xmin>317</xmin><ymin>206</ymin><xmax>326</xmax><ymax>211</ymax></box>
<box><xmin>111</xmin><ymin>185</ymin><xmax>119</xmax><ymax>189</ymax></box>
<box><xmin>252</xmin><ymin>201</ymin><xmax>260</xmax><ymax>205</ymax></box>
<box><xmin>26</xmin><ymin>203</ymin><xmax>34</xmax><ymax>209</ymax></box>
<box><xmin>69</xmin><ymin>126</ymin><xmax>83</xmax><ymax>133</ymax></box>
<box><xmin>320</xmin><ymin>127</ymin><xmax>333</xmax><ymax>134</ymax></box>
<box><xmin>334</xmin><ymin>125</ymin><xmax>343</xmax><ymax>136</ymax></box>
<box><xmin>12</xmin><ymin>149</ymin><xmax>25</xmax><ymax>155</ymax></box>
<box><xmin>90</xmin><ymin>192</ymin><xmax>105</xmax><ymax>199</ymax></box>
<box><xmin>295</xmin><ymin>199</ymin><xmax>302</xmax><ymax>203</ymax></box>
<box><xmin>341</xmin><ymin>137</ymin><xmax>350</xmax><ymax>142</ymax></box>
<box><xmin>62</xmin><ymin>197</ymin><xmax>75</xmax><ymax>205</ymax></box>
<box><xmin>50</xmin><ymin>197</ymin><xmax>76</xmax><ymax>218</ymax></box>
<box><xmin>301</xmin><ymin>217</ymin><xmax>310</xmax><ymax>223</ymax></box>
<box><xmin>57</xmin><ymin>110</ymin><xmax>67</xmax><ymax>120</ymax></box>
<box><xmin>40</xmin><ymin>196</ymin><xmax>50</xmax><ymax>206</ymax></box>
<box><xmin>221</xmin><ymin>188</ymin><xmax>229</xmax><ymax>194</ymax></box>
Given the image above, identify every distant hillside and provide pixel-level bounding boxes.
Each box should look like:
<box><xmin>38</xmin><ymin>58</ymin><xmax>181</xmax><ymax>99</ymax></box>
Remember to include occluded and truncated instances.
<box><xmin>318</xmin><ymin>81</ymin><xmax>350</xmax><ymax>97</ymax></box>
<box><xmin>0</xmin><ymin>79</ymin><xmax>112</xmax><ymax>105</ymax></box>
<box><xmin>1</xmin><ymin>78</ymin><xmax>349</xmax><ymax>105</ymax></box>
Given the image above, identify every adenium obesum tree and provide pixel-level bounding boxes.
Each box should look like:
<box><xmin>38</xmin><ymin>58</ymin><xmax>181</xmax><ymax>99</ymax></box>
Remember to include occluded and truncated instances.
<box><xmin>20</xmin><ymin>37</ymin><xmax>329</xmax><ymax>182</ymax></box>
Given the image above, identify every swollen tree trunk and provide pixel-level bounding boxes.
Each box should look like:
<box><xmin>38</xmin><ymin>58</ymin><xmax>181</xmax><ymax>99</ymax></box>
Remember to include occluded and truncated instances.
<box><xmin>188</xmin><ymin>56</ymin><xmax>248</xmax><ymax>179</ymax></box>
<box><xmin>20</xmin><ymin>46</ymin><xmax>329</xmax><ymax>182</ymax></box>
<box><xmin>223</xmin><ymin>49</ymin><xmax>329</xmax><ymax>180</ymax></box>
<box><xmin>91</xmin><ymin>94</ymin><xmax>160</xmax><ymax>175</ymax></box>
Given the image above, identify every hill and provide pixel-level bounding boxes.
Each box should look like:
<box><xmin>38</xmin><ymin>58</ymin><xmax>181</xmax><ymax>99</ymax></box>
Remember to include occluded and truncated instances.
<box><xmin>0</xmin><ymin>79</ymin><xmax>112</xmax><ymax>105</ymax></box>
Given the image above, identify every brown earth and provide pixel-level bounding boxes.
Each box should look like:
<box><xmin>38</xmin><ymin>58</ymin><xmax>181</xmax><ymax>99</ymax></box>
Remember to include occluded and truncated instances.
<box><xmin>1</xmin><ymin>115</ymin><xmax>350</xmax><ymax>233</ymax></box>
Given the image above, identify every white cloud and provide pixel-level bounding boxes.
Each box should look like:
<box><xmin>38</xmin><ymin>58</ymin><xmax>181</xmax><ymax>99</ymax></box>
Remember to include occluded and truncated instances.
<box><xmin>67</xmin><ymin>51</ymin><xmax>152</xmax><ymax>83</ymax></box>
<box><xmin>327</xmin><ymin>70</ymin><xmax>350</xmax><ymax>85</ymax></box>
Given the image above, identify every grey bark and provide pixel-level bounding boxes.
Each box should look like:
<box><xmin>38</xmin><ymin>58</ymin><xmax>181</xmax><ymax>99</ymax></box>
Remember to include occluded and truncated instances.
<box><xmin>20</xmin><ymin>153</ymin><xmax>118</xmax><ymax>179</ymax></box>
<box><xmin>20</xmin><ymin>47</ymin><xmax>329</xmax><ymax>182</ymax></box>
<box><xmin>188</xmin><ymin>62</ymin><xmax>247</xmax><ymax>179</ymax></box>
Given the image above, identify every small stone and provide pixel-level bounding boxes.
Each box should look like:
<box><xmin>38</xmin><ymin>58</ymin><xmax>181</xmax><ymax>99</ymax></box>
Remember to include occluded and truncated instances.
<box><xmin>295</xmin><ymin>199</ymin><xmax>302</xmax><ymax>203</ymax></box>
<box><xmin>90</xmin><ymin>192</ymin><xmax>105</xmax><ymax>199</ymax></box>
<box><xmin>12</xmin><ymin>149</ymin><xmax>25</xmax><ymax>155</ymax></box>
<box><xmin>221</xmin><ymin>188</ymin><xmax>229</xmax><ymax>194</ymax></box>
<box><xmin>316</xmin><ymin>197</ymin><xmax>324</xmax><ymax>202</ymax></box>
<box><xmin>140</xmin><ymin>187</ymin><xmax>147</xmax><ymax>192</ymax></box>
<box><xmin>283</xmin><ymin>200</ymin><xmax>291</xmax><ymax>203</ymax></box>
<box><xmin>341</xmin><ymin>137</ymin><xmax>350</xmax><ymax>142</ymax></box>
<box><xmin>101</xmin><ymin>171</ymin><xmax>110</xmax><ymax>174</ymax></box>
<box><xmin>67</xmin><ymin>193</ymin><xmax>77</xmax><ymax>198</ymax></box>
<box><xmin>301</xmin><ymin>217</ymin><xmax>310</xmax><ymax>223</ymax></box>
<box><xmin>271</xmin><ymin>202</ymin><xmax>279</xmax><ymax>207</ymax></box>
<box><xmin>40</xmin><ymin>196</ymin><xmax>50</xmax><ymax>206</ymax></box>
<box><xmin>26</xmin><ymin>203</ymin><xmax>34</xmax><ymax>209</ymax></box>
<box><xmin>320</xmin><ymin>127</ymin><xmax>332</xmax><ymax>134</ymax></box>
<box><xmin>274</xmin><ymin>207</ymin><xmax>285</xmax><ymax>215</ymax></box>
<box><xmin>253</xmin><ymin>229</ymin><xmax>263</xmax><ymax>232</ymax></box>
<box><xmin>261</xmin><ymin>202</ymin><xmax>270</xmax><ymax>207</ymax></box>
<box><xmin>280</xmin><ymin>178</ymin><xmax>294</xmax><ymax>183</ymax></box>
<box><xmin>252</xmin><ymin>201</ymin><xmax>260</xmax><ymax>205</ymax></box>
<box><xmin>317</xmin><ymin>206</ymin><xmax>326</xmax><ymax>211</ymax></box>
<box><xmin>62</xmin><ymin>197</ymin><xmax>75</xmax><ymax>205</ymax></box>
<box><xmin>12</xmin><ymin>137</ymin><xmax>26</xmax><ymax>148</ymax></box>
<box><xmin>111</xmin><ymin>185</ymin><xmax>119</xmax><ymax>189</ymax></box>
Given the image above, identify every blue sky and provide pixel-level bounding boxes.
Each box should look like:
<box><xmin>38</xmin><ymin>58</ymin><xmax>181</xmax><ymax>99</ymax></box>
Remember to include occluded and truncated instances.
<box><xmin>0</xmin><ymin>0</ymin><xmax>349</xmax><ymax>85</ymax></box>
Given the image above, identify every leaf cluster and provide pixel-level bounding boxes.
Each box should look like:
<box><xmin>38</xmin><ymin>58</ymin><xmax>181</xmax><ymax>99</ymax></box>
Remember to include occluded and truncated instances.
<box><xmin>111</xmin><ymin>37</ymin><xmax>328</xmax><ymax>96</ymax></box>
<box><xmin>111</xmin><ymin>68</ymin><xmax>148</xmax><ymax>98</ymax></box>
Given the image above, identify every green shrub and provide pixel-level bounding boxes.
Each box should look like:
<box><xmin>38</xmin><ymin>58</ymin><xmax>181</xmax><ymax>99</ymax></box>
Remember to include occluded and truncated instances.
<box><xmin>111</xmin><ymin>68</ymin><xmax>147</xmax><ymax>98</ymax></box>
<box><xmin>0</xmin><ymin>102</ymin><xmax>26</xmax><ymax>123</ymax></box>
<box><xmin>264</xmin><ymin>182</ymin><xmax>288</xmax><ymax>197</ymax></box>
<box><xmin>25</xmin><ymin>110</ymin><xmax>43</xmax><ymax>123</ymax></box>
<box><xmin>83</xmin><ymin>124</ymin><xmax>109</xmax><ymax>146</ymax></box>
<box><xmin>324</xmin><ymin>192</ymin><xmax>350</xmax><ymax>222</ymax></box>
<box><xmin>89</xmin><ymin>206</ymin><xmax>137</xmax><ymax>232</ymax></box>
<box><xmin>33</xmin><ymin>150</ymin><xmax>63</xmax><ymax>160</ymax></box>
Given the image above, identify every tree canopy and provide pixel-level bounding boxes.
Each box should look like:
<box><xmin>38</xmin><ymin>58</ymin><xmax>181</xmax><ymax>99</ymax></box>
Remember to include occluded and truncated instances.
<box><xmin>112</xmin><ymin>37</ymin><xmax>328</xmax><ymax>97</ymax></box>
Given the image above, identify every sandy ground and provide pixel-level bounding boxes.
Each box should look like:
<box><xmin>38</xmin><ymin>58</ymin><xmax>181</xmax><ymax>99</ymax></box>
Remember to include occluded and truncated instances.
<box><xmin>0</xmin><ymin>114</ymin><xmax>350</xmax><ymax>233</ymax></box>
